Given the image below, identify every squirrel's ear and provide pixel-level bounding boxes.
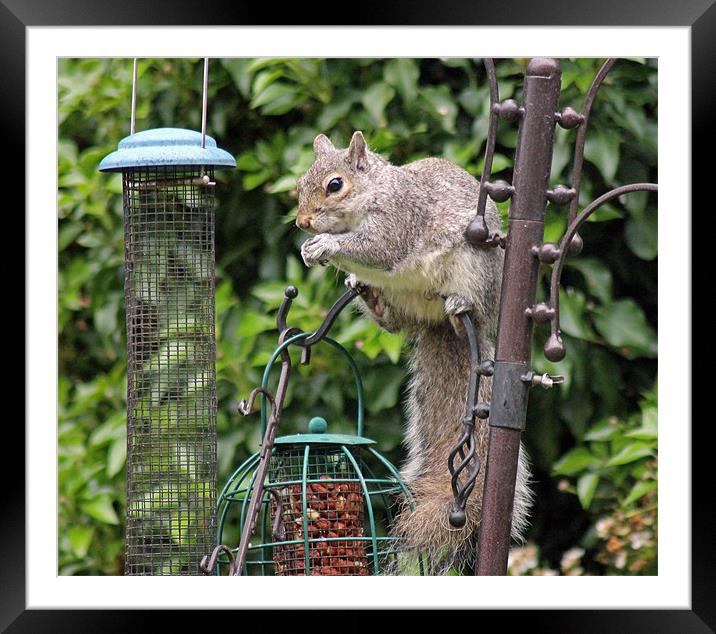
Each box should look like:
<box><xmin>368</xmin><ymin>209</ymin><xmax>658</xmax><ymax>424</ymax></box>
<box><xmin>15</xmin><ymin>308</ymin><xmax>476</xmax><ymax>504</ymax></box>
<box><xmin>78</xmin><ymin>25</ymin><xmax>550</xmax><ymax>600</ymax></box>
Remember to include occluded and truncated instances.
<box><xmin>313</xmin><ymin>134</ymin><xmax>335</xmax><ymax>157</ymax></box>
<box><xmin>348</xmin><ymin>131</ymin><xmax>368</xmax><ymax>171</ymax></box>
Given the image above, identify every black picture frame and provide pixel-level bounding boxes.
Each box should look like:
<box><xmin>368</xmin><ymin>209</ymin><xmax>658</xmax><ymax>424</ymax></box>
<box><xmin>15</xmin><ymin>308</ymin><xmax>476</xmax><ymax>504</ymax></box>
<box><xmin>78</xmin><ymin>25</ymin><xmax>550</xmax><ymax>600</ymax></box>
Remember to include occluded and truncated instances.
<box><xmin>11</xmin><ymin>0</ymin><xmax>707</xmax><ymax>628</ymax></box>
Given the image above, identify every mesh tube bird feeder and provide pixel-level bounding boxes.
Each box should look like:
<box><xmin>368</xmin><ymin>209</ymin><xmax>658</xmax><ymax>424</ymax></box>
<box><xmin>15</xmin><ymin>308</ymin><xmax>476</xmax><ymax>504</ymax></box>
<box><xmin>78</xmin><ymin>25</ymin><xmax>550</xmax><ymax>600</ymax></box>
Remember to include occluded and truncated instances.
<box><xmin>99</xmin><ymin>60</ymin><xmax>235</xmax><ymax>575</ymax></box>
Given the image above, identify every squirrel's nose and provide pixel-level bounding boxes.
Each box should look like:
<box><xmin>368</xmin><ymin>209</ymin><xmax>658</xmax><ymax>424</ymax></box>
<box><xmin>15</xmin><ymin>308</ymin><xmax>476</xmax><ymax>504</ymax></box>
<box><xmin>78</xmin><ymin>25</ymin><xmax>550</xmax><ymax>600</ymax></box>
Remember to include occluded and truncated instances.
<box><xmin>297</xmin><ymin>216</ymin><xmax>312</xmax><ymax>230</ymax></box>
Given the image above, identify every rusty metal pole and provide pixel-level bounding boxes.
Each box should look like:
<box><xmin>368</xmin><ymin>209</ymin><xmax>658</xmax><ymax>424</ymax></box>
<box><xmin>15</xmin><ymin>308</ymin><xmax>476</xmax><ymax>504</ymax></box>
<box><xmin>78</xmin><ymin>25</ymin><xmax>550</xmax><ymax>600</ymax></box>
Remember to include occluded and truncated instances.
<box><xmin>475</xmin><ymin>58</ymin><xmax>562</xmax><ymax>575</ymax></box>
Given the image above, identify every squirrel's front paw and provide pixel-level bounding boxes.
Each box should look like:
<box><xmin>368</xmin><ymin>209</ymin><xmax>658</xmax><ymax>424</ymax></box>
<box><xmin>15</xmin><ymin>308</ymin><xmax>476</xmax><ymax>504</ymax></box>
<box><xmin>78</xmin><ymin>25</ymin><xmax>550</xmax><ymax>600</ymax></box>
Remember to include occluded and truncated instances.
<box><xmin>301</xmin><ymin>234</ymin><xmax>339</xmax><ymax>267</ymax></box>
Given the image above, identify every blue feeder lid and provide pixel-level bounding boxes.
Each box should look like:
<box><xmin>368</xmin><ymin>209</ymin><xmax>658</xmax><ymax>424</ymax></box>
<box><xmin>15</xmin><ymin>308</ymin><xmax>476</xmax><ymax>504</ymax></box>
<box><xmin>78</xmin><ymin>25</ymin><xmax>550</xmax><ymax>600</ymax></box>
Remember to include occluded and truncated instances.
<box><xmin>98</xmin><ymin>127</ymin><xmax>236</xmax><ymax>172</ymax></box>
<box><xmin>274</xmin><ymin>417</ymin><xmax>375</xmax><ymax>447</ymax></box>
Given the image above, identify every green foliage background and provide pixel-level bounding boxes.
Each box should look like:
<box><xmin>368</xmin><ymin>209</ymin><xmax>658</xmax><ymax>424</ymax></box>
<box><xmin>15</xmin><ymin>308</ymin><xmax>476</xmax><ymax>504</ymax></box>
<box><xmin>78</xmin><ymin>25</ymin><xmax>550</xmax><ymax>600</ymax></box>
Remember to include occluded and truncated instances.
<box><xmin>58</xmin><ymin>57</ymin><xmax>657</xmax><ymax>575</ymax></box>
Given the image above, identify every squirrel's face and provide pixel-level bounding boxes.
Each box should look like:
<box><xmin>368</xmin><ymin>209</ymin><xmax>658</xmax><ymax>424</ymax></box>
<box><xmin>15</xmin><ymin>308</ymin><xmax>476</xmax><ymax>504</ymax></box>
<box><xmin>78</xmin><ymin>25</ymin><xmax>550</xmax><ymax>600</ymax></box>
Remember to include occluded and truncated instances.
<box><xmin>296</xmin><ymin>168</ymin><xmax>355</xmax><ymax>234</ymax></box>
<box><xmin>295</xmin><ymin>131</ymin><xmax>371</xmax><ymax>235</ymax></box>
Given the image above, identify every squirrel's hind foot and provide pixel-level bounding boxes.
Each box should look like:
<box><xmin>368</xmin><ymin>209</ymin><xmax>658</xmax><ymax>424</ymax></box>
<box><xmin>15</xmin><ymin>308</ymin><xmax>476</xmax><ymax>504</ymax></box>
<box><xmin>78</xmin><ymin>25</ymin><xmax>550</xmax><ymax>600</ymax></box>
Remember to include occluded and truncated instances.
<box><xmin>347</xmin><ymin>274</ymin><xmax>402</xmax><ymax>333</ymax></box>
<box><xmin>443</xmin><ymin>294</ymin><xmax>474</xmax><ymax>336</ymax></box>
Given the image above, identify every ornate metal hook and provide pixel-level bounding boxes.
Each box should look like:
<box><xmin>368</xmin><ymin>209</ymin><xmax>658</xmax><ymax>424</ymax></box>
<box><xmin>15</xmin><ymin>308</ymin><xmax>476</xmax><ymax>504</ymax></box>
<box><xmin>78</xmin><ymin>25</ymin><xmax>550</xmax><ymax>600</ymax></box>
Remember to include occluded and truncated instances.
<box><xmin>520</xmin><ymin>58</ymin><xmax>658</xmax><ymax>363</ymax></box>
<box><xmin>558</xmin><ymin>58</ymin><xmax>617</xmax><ymax>255</ymax></box>
<box><xmin>447</xmin><ymin>311</ymin><xmax>493</xmax><ymax>528</ymax></box>
<box><xmin>536</xmin><ymin>182</ymin><xmax>658</xmax><ymax>362</ymax></box>
<box><xmin>466</xmin><ymin>58</ymin><xmax>524</xmax><ymax>249</ymax></box>
<box><xmin>276</xmin><ymin>284</ymin><xmax>361</xmax><ymax>363</ymax></box>
<box><xmin>200</xmin><ymin>544</ymin><xmax>235</xmax><ymax>575</ymax></box>
<box><xmin>203</xmin><ymin>284</ymin><xmax>362</xmax><ymax>575</ymax></box>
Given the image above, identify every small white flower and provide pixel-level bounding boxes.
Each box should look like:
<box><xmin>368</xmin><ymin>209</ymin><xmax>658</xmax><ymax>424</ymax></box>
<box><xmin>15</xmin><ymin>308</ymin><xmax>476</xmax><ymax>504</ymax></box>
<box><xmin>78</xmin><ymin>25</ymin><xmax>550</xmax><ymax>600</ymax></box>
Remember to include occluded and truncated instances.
<box><xmin>561</xmin><ymin>546</ymin><xmax>585</xmax><ymax>571</ymax></box>
<box><xmin>614</xmin><ymin>551</ymin><xmax>627</xmax><ymax>569</ymax></box>
<box><xmin>595</xmin><ymin>516</ymin><xmax>614</xmax><ymax>538</ymax></box>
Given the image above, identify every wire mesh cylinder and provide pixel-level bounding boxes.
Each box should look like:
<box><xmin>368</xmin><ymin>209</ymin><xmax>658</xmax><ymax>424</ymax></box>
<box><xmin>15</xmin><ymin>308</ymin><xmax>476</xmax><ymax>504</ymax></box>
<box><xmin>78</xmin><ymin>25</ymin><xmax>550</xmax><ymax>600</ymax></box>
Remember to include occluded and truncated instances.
<box><xmin>269</xmin><ymin>446</ymin><xmax>369</xmax><ymax>576</ymax></box>
<box><xmin>123</xmin><ymin>166</ymin><xmax>217</xmax><ymax>575</ymax></box>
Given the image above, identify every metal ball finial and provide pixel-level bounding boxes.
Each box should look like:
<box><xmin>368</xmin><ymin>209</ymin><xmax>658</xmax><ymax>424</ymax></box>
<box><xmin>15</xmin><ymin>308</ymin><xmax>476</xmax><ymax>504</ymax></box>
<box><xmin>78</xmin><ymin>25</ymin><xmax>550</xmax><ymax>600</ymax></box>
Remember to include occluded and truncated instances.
<box><xmin>544</xmin><ymin>333</ymin><xmax>566</xmax><ymax>362</ymax></box>
<box><xmin>568</xmin><ymin>234</ymin><xmax>584</xmax><ymax>256</ymax></box>
<box><xmin>449</xmin><ymin>509</ymin><xmax>467</xmax><ymax>528</ymax></box>
<box><xmin>497</xmin><ymin>99</ymin><xmax>522</xmax><ymax>123</ymax></box>
<box><xmin>308</xmin><ymin>416</ymin><xmax>328</xmax><ymax>434</ymax></box>
<box><xmin>556</xmin><ymin>106</ymin><xmax>585</xmax><ymax>129</ymax></box>
<box><xmin>526</xmin><ymin>57</ymin><xmax>560</xmax><ymax>78</ymax></box>
<box><xmin>466</xmin><ymin>216</ymin><xmax>490</xmax><ymax>245</ymax></box>
<box><xmin>484</xmin><ymin>180</ymin><xmax>515</xmax><ymax>203</ymax></box>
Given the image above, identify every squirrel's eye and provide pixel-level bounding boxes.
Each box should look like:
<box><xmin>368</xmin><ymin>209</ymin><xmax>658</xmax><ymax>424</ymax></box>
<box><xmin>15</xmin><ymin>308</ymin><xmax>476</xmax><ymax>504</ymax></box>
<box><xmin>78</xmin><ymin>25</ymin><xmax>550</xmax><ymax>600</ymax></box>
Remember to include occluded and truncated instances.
<box><xmin>326</xmin><ymin>177</ymin><xmax>343</xmax><ymax>194</ymax></box>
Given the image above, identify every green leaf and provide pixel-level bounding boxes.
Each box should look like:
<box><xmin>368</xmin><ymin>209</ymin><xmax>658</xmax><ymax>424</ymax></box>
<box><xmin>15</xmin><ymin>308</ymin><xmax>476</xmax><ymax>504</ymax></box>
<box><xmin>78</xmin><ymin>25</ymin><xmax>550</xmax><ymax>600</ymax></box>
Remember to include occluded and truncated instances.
<box><xmin>477</xmin><ymin>153</ymin><xmax>511</xmax><ymax>174</ymax></box>
<box><xmin>362</xmin><ymin>367</ymin><xmax>404</xmax><ymax>414</ymax></box>
<box><xmin>577</xmin><ymin>472</ymin><xmax>600</xmax><ymax>509</ymax></box>
<box><xmin>68</xmin><ymin>526</ymin><xmax>94</xmax><ymax>559</ymax></box>
<box><xmin>94</xmin><ymin>294</ymin><xmax>119</xmax><ymax>336</ymax></box>
<box><xmin>252</xmin><ymin>281</ymin><xmax>291</xmax><ymax>307</ymax></box>
<box><xmin>420</xmin><ymin>86</ymin><xmax>458</xmax><ymax>134</ymax></box>
<box><xmin>605</xmin><ymin>442</ymin><xmax>654</xmax><ymax>467</ymax></box>
<box><xmin>361</xmin><ymin>83</ymin><xmax>395</xmax><ymax>127</ymax></box>
<box><xmin>583</xmin><ymin>420</ymin><xmax>619</xmax><ymax>442</ymax></box>
<box><xmin>567</xmin><ymin>257</ymin><xmax>613</xmax><ymax>304</ymax></box>
<box><xmin>243</xmin><ymin>169</ymin><xmax>272</xmax><ymax>191</ymax></box>
<box><xmin>622</xmin><ymin>480</ymin><xmax>657</xmax><ymax>507</ymax></box>
<box><xmin>237</xmin><ymin>311</ymin><xmax>276</xmax><ymax>337</ymax></box>
<box><xmin>81</xmin><ymin>494</ymin><xmax>119</xmax><ymax>525</ymax></box>
<box><xmin>584</xmin><ymin>129</ymin><xmax>621</xmax><ymax>182</ymax></box>
<box><xmin>252</xmin><ymin>68</ymin><xmax>284</xmax><ymax>96</ymax></box>
<box><xmin>625</xmin><ymin>213</ymin><xmax>657</xmax><ymax>260</ymax></box>
<box><xmin>384</xmin><ymin>58</ymin><xmax>419</xmax><ymax>103</ymax></box>
<box><xmin>59</xmin><ymin>223</ymin><xmax>84</xmax><ymax>252</ymax></box>
<box><xmin>625</xmin><ymin>405</ymin><xmax>658</xmax><ymax>439</ymax></box>
<box><xmin>559</xmin><ymin>289</ymin><xmax>598</xmax><ymax>342</ymax></box>
<box><xmin>107</xmin><ymin>435</ymin><xmax>127</xmax><ymax>478</ymax></box>
<box><xmin>550</xmin><ymin>131</ymin><xmax>572</xmax><ymax>180</ymax></box>
<box><xmin>250</xmin><ymin>82</ymin><xmax>298</xmax><ymax>109</ymax></box>
<box><xmin>593</xmin><ymin>298</ymin><xmax>657</xmax><ymax>358</ymax></box>
<box><xmin>317</xmin><ymin>96</ymin><xmax>354</xmax><ymax>130</ymax></box>
<box><xmin>378</xmin><ymin>331</ymin><xmax>404</xmax><ymax>364</ymax></box>
<box><xmin>236</xmin><ymin>153</ymin><xmax>263</xmax><ymax>171</ymax></box>
<box><xmin>222</xmin><ymin>58</ymin><xmax>254</xmax><ymax>97</ymax></box>
<box><xmin>552</xmin><ymin>447</ymin><xmax>601</xmax><ymax>476</ymax></box>
<box><xmin>269</xmin><ymin>174</ymin><xmax>297</xmax><ymax>194</ymax></box>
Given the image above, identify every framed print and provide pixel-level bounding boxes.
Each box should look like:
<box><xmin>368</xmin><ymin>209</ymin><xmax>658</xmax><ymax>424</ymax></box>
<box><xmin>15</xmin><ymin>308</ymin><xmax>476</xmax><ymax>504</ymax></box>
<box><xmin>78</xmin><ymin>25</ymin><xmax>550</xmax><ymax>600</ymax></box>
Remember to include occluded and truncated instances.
<box><xmin>10</xmin><ymin>0</ymin><xmax>709</xmax><ymax>628</ymax></box>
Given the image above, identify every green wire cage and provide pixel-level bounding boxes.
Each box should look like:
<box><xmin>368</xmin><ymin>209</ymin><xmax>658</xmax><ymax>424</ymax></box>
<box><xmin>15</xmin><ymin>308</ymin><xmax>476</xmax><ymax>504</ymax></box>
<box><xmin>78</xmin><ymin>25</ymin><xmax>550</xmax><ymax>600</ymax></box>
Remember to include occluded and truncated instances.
<box><xmin>213</xmin><ymin>328</ymin><xmax>422</xmax><ymax>576</ymax></box>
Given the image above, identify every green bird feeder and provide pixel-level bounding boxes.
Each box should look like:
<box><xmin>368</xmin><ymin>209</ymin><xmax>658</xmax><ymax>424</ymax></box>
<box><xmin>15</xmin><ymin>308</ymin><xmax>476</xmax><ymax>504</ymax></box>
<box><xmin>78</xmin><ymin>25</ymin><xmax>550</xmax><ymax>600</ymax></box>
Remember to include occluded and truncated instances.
<box><xmin>205</xmin><ymin>287</ymin><xmax>423</xmax><ymax>576</ymax></box>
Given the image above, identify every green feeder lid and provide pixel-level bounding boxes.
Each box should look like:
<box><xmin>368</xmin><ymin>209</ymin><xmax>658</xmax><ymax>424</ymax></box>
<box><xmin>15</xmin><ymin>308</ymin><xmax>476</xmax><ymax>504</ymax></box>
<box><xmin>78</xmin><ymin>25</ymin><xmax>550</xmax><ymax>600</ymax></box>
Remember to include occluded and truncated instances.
<box><xmin>274</xmin><ymin>416</ymin><xmax>375</xmax><ymax>446</ymax></box>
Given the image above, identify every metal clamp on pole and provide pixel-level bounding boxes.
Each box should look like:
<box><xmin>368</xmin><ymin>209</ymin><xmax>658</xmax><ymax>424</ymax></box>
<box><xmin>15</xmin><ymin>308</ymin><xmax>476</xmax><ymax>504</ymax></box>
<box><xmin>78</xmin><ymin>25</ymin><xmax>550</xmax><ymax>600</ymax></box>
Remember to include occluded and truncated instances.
<box><xmin>488</xmin><ymin>361</ymin><xmax>531</xmax><ymax>431</ymax></box>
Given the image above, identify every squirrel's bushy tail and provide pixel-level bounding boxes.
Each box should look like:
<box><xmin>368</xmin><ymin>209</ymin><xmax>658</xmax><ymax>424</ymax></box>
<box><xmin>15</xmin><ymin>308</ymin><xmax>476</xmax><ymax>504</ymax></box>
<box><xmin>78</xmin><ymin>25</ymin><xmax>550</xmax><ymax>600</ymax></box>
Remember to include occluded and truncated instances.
<box><xmin>390</xmin><ymin>445</ymin><xmax>532</xmax><ymax>575</ymax></box>
<box><xmin>387</xmin><ymin>321</ymin><xmax>533</xmax><ymax>575</ymax></box>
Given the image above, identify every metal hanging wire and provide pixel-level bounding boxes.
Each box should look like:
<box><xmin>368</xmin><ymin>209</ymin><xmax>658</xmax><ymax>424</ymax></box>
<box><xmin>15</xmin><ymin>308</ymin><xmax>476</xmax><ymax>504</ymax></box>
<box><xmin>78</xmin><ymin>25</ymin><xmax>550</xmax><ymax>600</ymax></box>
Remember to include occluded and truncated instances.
<box><xmin>130</xmin><ymin>58</ymin><xmax>138</xmax><ymax>135</ymax></box>
<box><xmin>201</xmin><ymin>57</ymin><xmax>209</xmax><ymax>149</ymax></box>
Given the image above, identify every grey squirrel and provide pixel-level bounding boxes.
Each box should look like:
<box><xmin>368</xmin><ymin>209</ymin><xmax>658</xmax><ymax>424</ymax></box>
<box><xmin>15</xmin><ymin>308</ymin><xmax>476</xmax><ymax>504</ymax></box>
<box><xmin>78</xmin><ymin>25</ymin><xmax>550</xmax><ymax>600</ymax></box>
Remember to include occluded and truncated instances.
<box><xmin>296</xmin><ymin>131</ymin><xmax>531</xmax><ymax>573</ymax></box>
